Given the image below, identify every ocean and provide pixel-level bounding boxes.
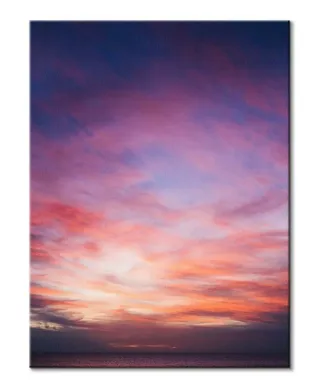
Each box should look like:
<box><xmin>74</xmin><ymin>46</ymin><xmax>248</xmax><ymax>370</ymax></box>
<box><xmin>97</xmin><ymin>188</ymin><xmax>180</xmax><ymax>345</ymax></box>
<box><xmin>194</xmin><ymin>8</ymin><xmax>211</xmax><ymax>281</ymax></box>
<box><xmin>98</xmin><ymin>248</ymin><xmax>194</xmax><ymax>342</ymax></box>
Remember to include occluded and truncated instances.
<box><xmin>31</xmin><ymin>353</ymin><xmax>290</xmax><ymax>368</ymax></box>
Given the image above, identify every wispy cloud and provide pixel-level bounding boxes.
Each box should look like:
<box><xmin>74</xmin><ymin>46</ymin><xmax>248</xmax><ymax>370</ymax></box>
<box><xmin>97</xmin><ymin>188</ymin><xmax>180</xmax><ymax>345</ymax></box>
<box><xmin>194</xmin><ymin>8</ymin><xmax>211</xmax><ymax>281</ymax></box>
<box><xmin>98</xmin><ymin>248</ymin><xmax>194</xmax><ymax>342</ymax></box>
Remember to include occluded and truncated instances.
<box><xmin>30</xmin><ymin>21</ymin><xmax>289</xmax><ymax>354</ymax></box>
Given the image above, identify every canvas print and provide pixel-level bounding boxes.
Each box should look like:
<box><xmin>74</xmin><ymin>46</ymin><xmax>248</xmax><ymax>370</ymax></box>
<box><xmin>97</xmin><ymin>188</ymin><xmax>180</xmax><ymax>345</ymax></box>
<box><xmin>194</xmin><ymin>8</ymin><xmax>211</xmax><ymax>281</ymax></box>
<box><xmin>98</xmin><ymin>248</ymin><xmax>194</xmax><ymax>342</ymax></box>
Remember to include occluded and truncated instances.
<box><xmin>30</xmin><ymin>21</ymin><xmax>290</xmax><ymax>368</ymax></box>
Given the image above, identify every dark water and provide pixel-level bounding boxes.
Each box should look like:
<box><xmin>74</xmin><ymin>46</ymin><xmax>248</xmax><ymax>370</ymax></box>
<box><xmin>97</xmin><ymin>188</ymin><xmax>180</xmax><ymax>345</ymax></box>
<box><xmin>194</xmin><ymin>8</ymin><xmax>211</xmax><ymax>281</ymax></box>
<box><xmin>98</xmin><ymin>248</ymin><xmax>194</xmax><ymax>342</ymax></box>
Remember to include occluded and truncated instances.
<box><xmin>31</xmin><ymin>353</ymin><xmax>289</xmax><ymax>368</ymax></box>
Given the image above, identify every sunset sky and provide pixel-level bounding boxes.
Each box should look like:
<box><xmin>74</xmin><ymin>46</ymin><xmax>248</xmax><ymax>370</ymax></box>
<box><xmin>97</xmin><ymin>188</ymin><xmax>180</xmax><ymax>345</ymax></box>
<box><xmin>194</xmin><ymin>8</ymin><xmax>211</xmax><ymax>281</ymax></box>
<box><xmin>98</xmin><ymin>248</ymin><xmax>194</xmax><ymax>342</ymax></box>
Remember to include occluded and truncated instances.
<box><xmin>30</xmin><ymin>21</ymin><xmax>289</xmax><ymax>354</ymax></box>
